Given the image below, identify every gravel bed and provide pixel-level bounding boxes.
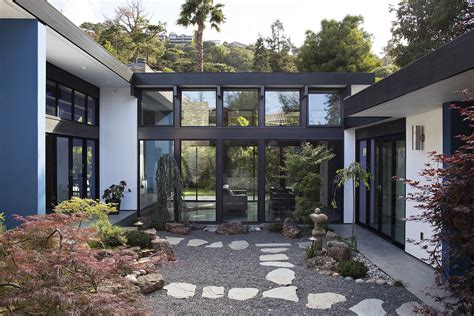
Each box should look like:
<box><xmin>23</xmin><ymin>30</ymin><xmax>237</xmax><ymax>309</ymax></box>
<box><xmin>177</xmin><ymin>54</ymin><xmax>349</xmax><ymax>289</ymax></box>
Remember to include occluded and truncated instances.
<box><xmin>146</xmin><ymin>229</ymin><xmax>420</xmax><ymax>315</ymax></box>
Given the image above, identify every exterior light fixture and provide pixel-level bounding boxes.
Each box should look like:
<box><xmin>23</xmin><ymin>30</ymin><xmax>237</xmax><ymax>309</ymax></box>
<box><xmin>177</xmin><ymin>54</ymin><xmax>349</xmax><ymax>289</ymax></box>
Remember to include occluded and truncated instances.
<box><xmin>412</xmin><ymin>125</ymin><xmax>425</xmax><ymax>150</ymax></box>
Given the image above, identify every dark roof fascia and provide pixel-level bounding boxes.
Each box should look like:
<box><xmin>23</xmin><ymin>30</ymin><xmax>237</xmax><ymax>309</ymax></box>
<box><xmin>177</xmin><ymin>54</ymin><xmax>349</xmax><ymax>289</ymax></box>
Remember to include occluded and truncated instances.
<box><xmin>132</xmin><ymin>72</ymin><xmax>375</xmax><ymax>87</ymax></box>
<box><xmin>343</xmin><ymin>30</ymin><xmax>474</xmax><ymax>118</ymax></box>
<box><xmin>13</xmin><ymin>0</ymin><xmax>133</xmax><ymax>83</ymax></box>
<box><xmin>344</xmin><ymin>116</ymin><xmax>391</xmax><ymax>129</ymax></box>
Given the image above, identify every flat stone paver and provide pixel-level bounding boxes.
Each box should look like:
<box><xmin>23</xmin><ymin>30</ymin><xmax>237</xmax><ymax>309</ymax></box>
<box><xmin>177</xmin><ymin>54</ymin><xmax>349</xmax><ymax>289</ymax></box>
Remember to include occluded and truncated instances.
<box><xmin>165</xmin><ymin>236</ymin><xmax>184</xmax><ymax>245</ymax></box>
<box><xmin>262</xmin><ymin>286</ymin><xmax>299</xmax><ymax>302</ymax></box>
<box><xmin>259</xmin><ymin>254</ymin><xmax>290</xmax><ymax>261</ymax></box>
<box><xmin>260</xmin><ymin>261</ymin><xmax>295</xmax><ymax>268</ymax></box>
<box><xmin>206</xmin><ymin>241</ymin><xmax>223</xmax><ymax>248</ymax></box>
<box><xmin>306</xmin><ymin>292</ymin><xmax>347</xmax><ymax>309</ymax></box>
<box><xmin>228</xmin><ymin>240</ymin><xmax>249</xmax><ymax>250</ymax></box>
<box><xmin>228</xmin><ymin>288</ymin><xmax>259</xmax><ymax>301</ymax></box>
<box><xmin>396</xmin><ymin>301</ymin><xmax>423</xmax><ymax>315</ymax></box>
<box><xmin>202</xmin><ymin>286</ymin><xmax>225</xmax><ymax>299</ymax></box>
<box><xmin>265</xmin><ymin>268</ymin><xmax>295</xmax><ymax>285</ymax></box>
<box><xmin>349</xmin><ymin>299</ymin><xmax>386</xmax><ymax>316</ymax></box>
<box><xmin>187</xmin><ymin>239</ymin><xmax>208</xmax><ymax>247</ymax></box>
<box><xmin>163</xmin><ymin>282</ymin><xmax>196</xmax><ymax>299</ymax></box>
<box><xmin>256</xmin><ymin>243</ymin><xmax>291</xmax><ymax>247</ymax></box>
<box><xmin>260</xmin><ymin>247</ymin><xmax>288</xmax><ymax>253</ymax></box>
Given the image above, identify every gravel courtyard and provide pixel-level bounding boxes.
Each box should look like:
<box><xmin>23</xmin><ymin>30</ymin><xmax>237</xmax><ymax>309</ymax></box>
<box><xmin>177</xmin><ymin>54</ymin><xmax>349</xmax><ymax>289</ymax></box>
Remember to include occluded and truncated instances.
<box><xmin>146</xmin><ymin>229</ymin><xmax>420</xmax><ymax>315</ymax></box>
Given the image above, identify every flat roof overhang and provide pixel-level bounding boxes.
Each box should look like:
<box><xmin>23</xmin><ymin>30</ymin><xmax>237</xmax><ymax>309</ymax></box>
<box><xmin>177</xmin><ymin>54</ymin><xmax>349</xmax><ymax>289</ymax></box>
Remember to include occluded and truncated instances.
<box><xmin>344</xmin><ymin>30</ymin><xmax>474</xmax><ymax>118</ymax></box>
<box><xmin>11</xmin><ymin>0</ymin><xmax>133</xmax><ymax>88</ymax></box>
<box><xmin>132</xmin><ymin>72</ymin><xmax>375</xmax><ymax>88</ymax></box>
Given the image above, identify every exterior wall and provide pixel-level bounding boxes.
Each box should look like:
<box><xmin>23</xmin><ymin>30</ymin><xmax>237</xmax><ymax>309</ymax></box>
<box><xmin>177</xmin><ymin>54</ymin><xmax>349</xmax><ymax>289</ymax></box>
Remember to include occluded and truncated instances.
<box><xmin>405</xmin><ymin>107</ymin><xmax>443</xmax><ymax>260</ymax></box>
<box><xmin>0</xmin><ymin>19</ymin><xmax>46</xmax><ymax>227</ymax></box>
<box><xmin>100</xmin><ymin>87</ymin><xmax>138</xmax><ymax>210</ymax></box>
<box><xmin>343</xmin><ymin>128</ymin><xmax>356</xmax><ymax>223</ymax></box>
<box><xmin>351</xmin><ymin>85</ymin><xmax>370</xmax><ymax>95</ymax></box>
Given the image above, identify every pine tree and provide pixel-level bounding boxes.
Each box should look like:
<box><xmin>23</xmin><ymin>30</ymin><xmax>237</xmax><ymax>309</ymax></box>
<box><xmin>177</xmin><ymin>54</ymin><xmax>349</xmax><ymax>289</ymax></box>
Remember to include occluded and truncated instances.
<box><xmin>252</xmin><ymin>36</ymin><xmax>271</xmax><ymax>72</ymax></box>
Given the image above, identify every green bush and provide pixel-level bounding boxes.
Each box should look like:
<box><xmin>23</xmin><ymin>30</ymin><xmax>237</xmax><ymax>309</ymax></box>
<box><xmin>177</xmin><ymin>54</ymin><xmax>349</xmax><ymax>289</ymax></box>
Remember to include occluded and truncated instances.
<box><xmin>268</xmin><ymin>222</ymin><xmax>283</xmax><ymax>233</ymax></box>
<box><xmin>305</xmin><ymin>245</ymin><xmax>315</xmax><ymax>259</ymax></box>
<box><xmin>125</xmin><ymin>230</ymin><xmax>150</xmax><ymax>248</ymax></box>
<box><xmin>337</xmin><ymin>260</ymin><xmax>368</xmax><ymax>279</ymax></box>
<box><xmin>93</xmin><ymin>219</ymin><xmax>126</xmax><ymax>247</ymax></box>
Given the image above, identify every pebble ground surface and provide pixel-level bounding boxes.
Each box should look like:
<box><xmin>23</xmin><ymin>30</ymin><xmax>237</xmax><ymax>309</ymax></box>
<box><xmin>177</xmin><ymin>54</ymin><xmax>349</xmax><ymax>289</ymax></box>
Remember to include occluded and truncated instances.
<box><xmin>146</xmin><ymin>229</ymin><xmax>420</xmax><ymax>315</ymax></box>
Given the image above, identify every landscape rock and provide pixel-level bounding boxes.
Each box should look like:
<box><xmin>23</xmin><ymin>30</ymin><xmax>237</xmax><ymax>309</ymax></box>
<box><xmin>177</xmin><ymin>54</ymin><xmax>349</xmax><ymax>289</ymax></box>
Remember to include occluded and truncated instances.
<box><xmin>202</xmin><ymin>286</ymin><xmax>225</xmax><ymax>299</ymax></box>
<box><xmin>265</xmin><ymin>268</ymin><xmax>295</xmax><ymax>285</ymax></box>
<box><xmin>326</xmin><ymin>231</ymin><xmax>337</xmax><ymax>242</ymax></box>
<box><xmin>349</xmin><ymin>298</ymin><xmax>386</xmax><ymax>316</ymax></box>
<box><xmin>282</xmin><ymin>217</ymin><xmax>301</xmax><ymax>239</ymax></box>
<box><xmin>306</xmin><ymin>255</ymin><xmax>338</xmax><ymax>272</ymax></box>
<box><xmin>260</xmin><ymin>261</ymin><xmax>295</xmax><ymax>268</ymax></box>
<box><xmin>262</xmin><ymin>286</ymin><xmax>299</xmax><ymax>302</ymax></box>
<box><xmin>376</xmin><ymin>279</ymin><xmax>386</xmax><ymax>285</ymax></box>
<box><xmin>143</xmin><ymin>228</ymin><xmax>157</xmax><ymax>240</ymax></box>
<box><xmin>260</xmin><ymin>254</ymin><xmax>290</xmax><ymax>261</ymax></box>
<box><xmin>228</xmin><ymin>288</ymin><xmax>259</xmax><ymax>300</ymax></box>
<box><xmin>355</xmin><ymin>278</ymin><xmax>364</xmax><ymax>283</ymax></box>
<box><xmin>344</xmin><ymin>276</ymin><xmax>354</xmax><ymax>281</ymax></box>
<box><xmin>187</xmin><ymin>239</ymin><xmax>208</xmax><ymax>247</ymax></box>
<box><xmin>164</xmin><ymin>282</ymin><xmax>196</xmax><ymax>299</ymax></box>
<box><xmin>206</xmin><ymin>241</ymin><xmax>223</xmax><ymax>248</ymax></box>
<box><xmin>216</xmin><ymin>221</ymin><xmax>248</xmax><ymax>235</ymax></box>
<box><xmin>165</xmin><ymin>236</ymin><xmax>184</xmax><ymax>245</ymax></box>
<box><xmin>136</xmin><ymin>273</ymin><xmax>165</xmax><ymax>294</ymax></box>
<box><xmin>228</xmin><ymin>240</ymin><xmax>249</xmax><ymax>250</ymax></box>
<box><xmin>306</xmin><ymin>292</ymin><xmax>347</xmax><ymax>309</ymax></box>
<box><xmin>125</xmin><ymin>274</ymin><xmax>138</xmax><ymax>284</ymax></box>
<box><xmin>327</xmin><ymin>241</ymin><xmax>351</xmax><ymax>262</ymax></box>
<box><xmin>165</xmin><ymin>223</ymin><xmax>190</xmax><ymax>235</ymax></box>
<box><xmin>150</xmin><ymin>238</ymin><xmax>175</xmax><ymax>261</ymax></box>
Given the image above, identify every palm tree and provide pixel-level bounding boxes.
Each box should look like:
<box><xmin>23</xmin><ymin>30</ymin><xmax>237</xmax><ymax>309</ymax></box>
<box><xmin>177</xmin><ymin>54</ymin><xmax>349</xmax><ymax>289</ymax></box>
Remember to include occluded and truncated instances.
<box><xmin>177</xmin><ymin>0</ymin><xmax>225</xmax><ymax>72</ymax></box>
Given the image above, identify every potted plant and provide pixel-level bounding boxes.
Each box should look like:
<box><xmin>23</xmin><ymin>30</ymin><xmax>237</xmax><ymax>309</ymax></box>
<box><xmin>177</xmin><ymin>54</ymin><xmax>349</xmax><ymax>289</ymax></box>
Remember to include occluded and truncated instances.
<box><xmin>102</xmin><ymin>181</ymin><xmax>131</xmax><ymax>213</ymax></box>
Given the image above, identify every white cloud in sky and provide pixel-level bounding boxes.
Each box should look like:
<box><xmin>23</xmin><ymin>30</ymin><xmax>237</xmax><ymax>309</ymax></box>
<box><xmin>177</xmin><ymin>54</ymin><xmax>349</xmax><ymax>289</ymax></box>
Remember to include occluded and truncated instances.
<box><xmin>47</xmin><ymin>0</ymin><xmax>399</xmax><ymax>56</ymax></box>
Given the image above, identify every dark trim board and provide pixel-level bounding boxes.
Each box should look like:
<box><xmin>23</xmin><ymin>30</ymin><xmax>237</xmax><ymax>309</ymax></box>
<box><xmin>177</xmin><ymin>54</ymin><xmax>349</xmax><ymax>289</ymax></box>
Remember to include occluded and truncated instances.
<box><xmin>344</xmin><ymin>30</ymin><xmax>474</xmax><ymax>117</ymax></box>
<box><xmin>133</xmin><ymin>72</ymin><xmax>375</xmax><ymax>87</ymax></box>
<box><xmin>344</xmin><ymin>116</ymin><xmax>391</xmax><ymax>129</ymax></box>
<box><xmin>46</xmin><ymin>115</ymin><xmax>99</xmax><ymax>139</ymax></box>
<box><xmin>355</xmin><ymin>119</ymin><xmax>405</xmax><ymax>140</ymax></box>
<box><xmin>47</xmin><ymin>62</ymin><xmax>99</xmax><ymax>98</ymax></box>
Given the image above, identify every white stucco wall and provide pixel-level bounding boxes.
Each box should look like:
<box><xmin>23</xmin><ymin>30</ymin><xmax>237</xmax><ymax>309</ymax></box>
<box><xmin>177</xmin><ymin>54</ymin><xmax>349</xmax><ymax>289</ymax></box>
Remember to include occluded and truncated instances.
<box><xmin>343</xmin><ymin>128</ymin><xmax>356</xmax><ymax>223</ymax></box>
<box><xmin>405</xmin><ymin>107</ymin><xmax>443</xmax><ymax>260</ymax></box>
<box><xmin>100</xmin><ymin>87</ymin><xmax>138</xmax><ymax>210</ymax></box>
<box><xmin>351</xmin><ymin>85</ymin><xmax>370</xmax><ymax>95</ymax></box>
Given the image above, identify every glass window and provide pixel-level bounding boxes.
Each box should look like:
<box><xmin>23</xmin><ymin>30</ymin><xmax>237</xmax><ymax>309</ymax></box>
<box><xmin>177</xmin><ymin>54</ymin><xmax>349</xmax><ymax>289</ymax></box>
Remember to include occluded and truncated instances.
<box><xmin>72</xmin><ymin>138</ymin><xmax>84</xmax><ymax>198</ymax></box>
<box><xmin>140</xmin><ymin>140</ymin><xmax>175</xmax><ymax>221</ymax></box>
<box><xmin>58</xmin><ymin>85</ymin><xmax>72</xmax><ymax>120</ymax></box>
<box><xmin>181</xmin><ymin>91</ymin><xmax>216</xmax><ymax>126</ymax></box>
<box><xmin>265</xmin><ymin>91</ymin><xmax>300</xmax><ymax>126</ymax></box>
<box><xmin>74</xmin><ymin>91</ymin><xmax>86</xmax><ymax>123</ymax></box>
<box><xmin>181</xmin><ymin>140</ymin><xmax>216</xmax><ymax>221</ymax></box>
<box><xmin>223</xmin><ymin>141</ymin><xmax>258</xmax><ymax>221</ymax></box>
<box><xmin>46</xmin><ymin>80</ymin><xmax>56</xmax><ymax>116</ymax></box>
<box><xmin>86</xmin><ymin>140</ymin><xmax>97</xmax><ymax>199</ymax></box>
<box><xmin>56</xmin><ymin>136</ymin><xmax>70</xmax><ymax>204</ymax></box>
<box><xmin>140</xmin><ymin>90</ymin><xmax>174</xmax><ymax>126</ymax></box>
<box><xmin>308</xmin><ymin>93</ymin><xmax>341</xmax><ymax>125</ymax></box>
<box><xmin>223</xmin><ymin>90</ymin><xmax>259</xmax><ymax>127</ymax></box>
<box><xmin>87</xmin><ymin>96</ymin><xmax>97</xmax><ymax>126</ymax></box>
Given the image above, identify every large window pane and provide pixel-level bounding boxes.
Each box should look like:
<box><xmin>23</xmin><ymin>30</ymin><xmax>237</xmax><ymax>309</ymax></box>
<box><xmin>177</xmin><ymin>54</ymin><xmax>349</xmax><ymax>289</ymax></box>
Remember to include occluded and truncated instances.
<box><xmin>56</xmin><ymin>137</ymin><xmax>70</xmax><ymax>204</ymax></box>
<box><xmin>46</xmin><ymin>80</ymin><xmax>56</xmax><ymax>116</ymax></box>
<box><xmin>308</xmin><ymin>93</ymin><xmax>341</xmax><ymax>125</ymax></box>
<box><xmin>182</xmin><ymin>140</ymin><xmax>216</xmax><ymax>221</ymax></box>
<box><xmin>87</xmin><ymin>96</ymin><xmax>97</xmax><ymax>125</ymax></box>
<box><xmin>265</xmin><ymin>91</ymin><xmax>300</xmax><ymax>126</ymax></box>
<box><xmin>223</xmin><ymin>141</ymin><xmax>258</xmax><ymax>221</ymax></box>
<box><xmin>181</xmin><ymin>91</ymin><xmax>216</xmax><ymax>126</ymax></box>
<box><xmin>139</xmin><ymin>140</ymin><xmax>175</xmax><ymax>221</ymax></box>
<box><xmin>141</xmin><ymin>90</ymin><xmax>174</xmax><ymax>126</ymax></box>
<box><xmin>72</xmin><ymin>138</ymin><xmax>83</xmax><ymax>198</ymax></box>
<box><xmin>223</xmin><ymin>90</ymin><xmax>259</xmax><ymax>126</ymax></box>
<box><xmin>265</xmin><ymin>141</ymin><xmax>299</xmax><ymax>221</ymax></box>
<box><xmin>58</xmin><ymin>85</ymin><xmax>72</xmax><ymax>120</ymax></box>
<box><xmin>74</xmin><ymin>91</ymin><xmax>86</xmax><ymax>123</ymax></box>
<box><xmin>86</xmin><ymin>140</ymin><xmax>97</xmax><ymax>199</ymax></box>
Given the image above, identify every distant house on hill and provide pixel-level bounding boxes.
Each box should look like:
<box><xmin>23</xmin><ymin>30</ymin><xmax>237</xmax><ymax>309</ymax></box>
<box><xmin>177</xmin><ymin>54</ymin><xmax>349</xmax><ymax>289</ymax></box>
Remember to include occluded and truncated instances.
<box><xmin>228</xmin><ymin>41</ymin><xmax>247</xmax><ymax>49</ymax></box>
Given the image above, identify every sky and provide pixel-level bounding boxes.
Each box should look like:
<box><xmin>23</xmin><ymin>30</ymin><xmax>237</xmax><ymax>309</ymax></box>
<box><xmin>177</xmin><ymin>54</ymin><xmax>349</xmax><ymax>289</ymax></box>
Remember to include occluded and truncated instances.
<box><xmin>48</xmin><ymin>0</ymin><xmax>399</xmax><ymax>56</ymax></box>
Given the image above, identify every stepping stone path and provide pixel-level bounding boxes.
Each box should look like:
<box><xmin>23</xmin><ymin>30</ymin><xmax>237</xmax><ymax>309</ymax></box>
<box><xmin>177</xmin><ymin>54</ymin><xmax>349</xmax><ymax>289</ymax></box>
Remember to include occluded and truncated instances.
<box><xmin>260</xmin><ymin>261</ymin><xmax>295</xmax><ymax>268</ymax></box>
<box><xmin>202</xmin><ymin>286</ymin><xmax>225</xmax><ymax>299</ymax></box>
<box><xmin>165</xmin><ymin>236</ymin><xmax>184</xmax><ymax>245</ymax></box>
<box><xmin>256</xmin><ymin>243</ymin><xmax>291</xmax><ymax>247</ymax></box>
<box><xmin>350</xmin><ymin>299</ymin><xmax>386</xmax><ymax>316</ymax></box>
<box><xmin>263</xmin><ymin>286</ymin><xmax>299</xmax><ymax>302</ymax></box>
<box><xmin>163</xmin><ymin>282</ymin><xmax>196</xmax><ymax>299</ymax></box>
<box><xmin>228</xmin><ymin>288</ymin><xmax>259</xmax><ymax>301</ymax></box>
<box><xmin>265</xmin><ymin>268</ymin><xmax>295</xmax><ymax>285</ymax></box>
<box><xmin>260</xmin><ymin>254</ymin><xmax>290</xmax><ymax>261</ymax></box>
<box><xmin>306</xmin><ymin>292</ymin><xmax>347</xmax><ymax>309</ymax></box>
<box><xmin>260</xmin><ymin>247</ymin><xmax>288</xmax><ymax>253</ymax></box>
<box><xmin>206</xmin><ymin>241</ymin><xmax>223</xmax><ymax>248</ymax></box>
<box><xmin>396</xmin><ymin>301</ymin><xmax>422</xmax><ymax>316</ymax></box>
<box><xmin>228</xmin><ymin>240</ymin><xmax>249</xmax><ymax>250</ymax></box>
<box><xmin>187</xmin><ymin>239</ymin><xmax>208</xmax><ymax>247</ymax></box>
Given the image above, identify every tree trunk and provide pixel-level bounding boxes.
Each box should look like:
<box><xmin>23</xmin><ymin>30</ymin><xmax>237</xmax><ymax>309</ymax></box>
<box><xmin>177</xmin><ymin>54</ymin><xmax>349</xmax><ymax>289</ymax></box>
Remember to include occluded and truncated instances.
<box><xmin>196</xmin><ymin>24</ymin><xmax>204</xmax><ymax>72</ymax></box>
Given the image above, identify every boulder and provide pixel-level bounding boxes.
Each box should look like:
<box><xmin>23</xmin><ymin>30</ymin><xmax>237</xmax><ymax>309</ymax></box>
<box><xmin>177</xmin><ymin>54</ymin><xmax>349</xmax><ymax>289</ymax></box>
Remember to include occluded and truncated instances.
<box><xmin>326</xmin><ymin>231</ymin><xmax>337</xmax><ymax>242</ymax></box>
<box><xmin>282</xmin><ymin>217</ymin><xmax>301</xmax><ymax>239</ymax></box>
<box><xmin>327</xmin><ymin>241</ymin><xmax>351</xmax><ymax>262</ymax></box>
<box><xmin>216</xmin><ymin>221</ymin><xmax>248</xmax><ymax>235</ymax></box>
<box><xmin>165</xmin><ymin>223</ymin><xmax>190</xmax><ymax>235</ymax></box>
<box><xmin>143</xmin><ymin>228</ymin><xmax>157</xmax><ymax>240</ymax></box>
<box><xmin>136</xmin><ymin>273</ymin><xmax>165</xmax><ymax>294</ymax></box>
<box><xmin>150</xmin><ymin>238</ymin><xmax>175</xmax><ymax>261</ymax></box>
<box><xmin>307</xmin><ymin>255</ymin><xmax>338</xmax><ymax>272</ymax></box>
<box><xmin>125</xmin><ymin>274</ymin><xmax>138</xmax><ymax>284</ymax></box>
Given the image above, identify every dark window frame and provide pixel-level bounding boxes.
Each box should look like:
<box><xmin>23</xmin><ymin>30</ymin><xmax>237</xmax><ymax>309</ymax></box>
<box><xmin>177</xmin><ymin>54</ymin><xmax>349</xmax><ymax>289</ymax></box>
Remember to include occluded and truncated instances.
<box><xmin>307</xmin><ymin>90</ymin><xmax>343</xmax><ymax>127</ymax></box>
<box><xmin>222</xmin><ymin>88</ymin><xmax>260</xmax><ymax>127</ymax></box>
<box><xmin>138</xmin><ymin>89</ymin><xmax>175</xmax><ymax>127</ymax></box>
<box><xmin>180</xmin><ymin>89</ymin><xmax>218</xmax><ymax>127</ymax></box>
<box><xmin>264</xmin><ymin>89</ymin><xmax>302</xmax><ymax>128</ymax></box>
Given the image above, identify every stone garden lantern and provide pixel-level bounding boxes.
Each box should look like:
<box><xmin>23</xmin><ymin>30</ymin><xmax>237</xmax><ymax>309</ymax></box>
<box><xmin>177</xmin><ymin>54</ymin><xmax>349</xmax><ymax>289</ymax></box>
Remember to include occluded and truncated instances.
<box><xmin>309</xmin><ymin>208</ymin><xmax>328</xmax><ymax>255</ymax></box>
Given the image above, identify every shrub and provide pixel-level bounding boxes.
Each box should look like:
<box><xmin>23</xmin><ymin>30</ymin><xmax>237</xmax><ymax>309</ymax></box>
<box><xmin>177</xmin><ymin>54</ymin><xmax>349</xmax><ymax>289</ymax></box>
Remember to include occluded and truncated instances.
<box><xmin>393</xmin><ymin>279</ymin><xmax>405</xmax><ymax>287</ymax></box>
<box><xmin>305</xmin><ymin>245</ymin><xmax>315</xmax><ymax>259</ymax></box>
<box><xmin>268</xmin><ymin>222</ymin><xmax>283</xmax><ymax>233</ymax></box>
<box><xmin>0</xmin><ymin>213</ymin><xmax>146</xmax><ymax>314</ymax></box>
<box><xmin>93</xmin><ymin>219</ymin><xmax>126</xmax><ymax>247</ymax></box>
<box><xmin>125</xmin><ymin>230</ymin><xmax>150</xmax><ymax>248</ymax></box>
<box><xmin>337</xmin><ymin>260</ymin><xmax>368</xmax><ymax>279</ymax></box>
<box><xmin>55</xmin><ymin>197</ymin><xmax>116</xmax><ymax>224</ymax></box>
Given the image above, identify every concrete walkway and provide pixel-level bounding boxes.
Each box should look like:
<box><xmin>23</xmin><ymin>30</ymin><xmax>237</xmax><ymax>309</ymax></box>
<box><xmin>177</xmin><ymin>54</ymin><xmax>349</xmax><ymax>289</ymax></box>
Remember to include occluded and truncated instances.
<box><xmin>332</xmin><ymin>224</ymin><xmax>445</xmax><ymax>310</ymax></box>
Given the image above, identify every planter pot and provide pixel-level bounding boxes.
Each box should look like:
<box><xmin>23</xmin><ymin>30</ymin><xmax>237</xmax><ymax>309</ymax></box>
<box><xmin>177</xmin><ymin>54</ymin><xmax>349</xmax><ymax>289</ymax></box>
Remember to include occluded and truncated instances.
<box><xmin>105</xmin><ymin>199</ymin><xmax>121</xmax><ymax>214</ymax></box>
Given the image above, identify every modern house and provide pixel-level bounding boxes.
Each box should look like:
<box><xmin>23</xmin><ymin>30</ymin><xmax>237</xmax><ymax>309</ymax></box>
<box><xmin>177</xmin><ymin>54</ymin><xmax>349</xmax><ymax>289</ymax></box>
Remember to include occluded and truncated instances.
<box><xmin>0</xmin><ymin>0</ymin><xmax>472</xmax><ymax>264</ymax></box>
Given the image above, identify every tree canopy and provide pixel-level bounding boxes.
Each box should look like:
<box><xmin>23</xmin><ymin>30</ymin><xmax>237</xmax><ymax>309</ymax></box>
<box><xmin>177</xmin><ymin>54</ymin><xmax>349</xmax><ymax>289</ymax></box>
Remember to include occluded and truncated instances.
<box><xmin>298</xmin><ymin>15</ymin><xmax>381</xmax><ymax>72</ymax></box>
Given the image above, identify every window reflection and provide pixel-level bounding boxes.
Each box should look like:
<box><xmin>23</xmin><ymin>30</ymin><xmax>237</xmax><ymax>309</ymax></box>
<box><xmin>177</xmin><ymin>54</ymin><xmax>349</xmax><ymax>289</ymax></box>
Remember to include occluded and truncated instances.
<box><xmin>140</xmin><ymin>90</ymin><xmax>174</xmax><ymax>126</ymax></box>
<box><xmin>265</xmin><ymin>91</ymin><xmax>300</xmax><ymax>126</ymax></box>
<box><xmin>308</xmin><ymin>93</ymin><xmax>341</xmax><ymax>125</ymax></box>
<box><xmin>181</xmin><ymin>91</ymin><xmax>216</xmax><ymax>126</ymax></box>
<box><xmin>223</xmin><ymin>90</ymin><xmax>259</xmax><ymax>126</ymax></box>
